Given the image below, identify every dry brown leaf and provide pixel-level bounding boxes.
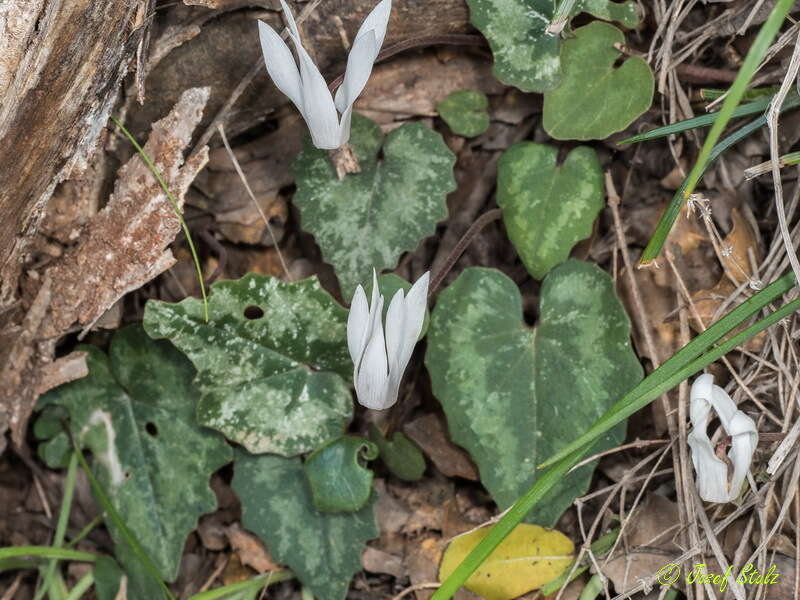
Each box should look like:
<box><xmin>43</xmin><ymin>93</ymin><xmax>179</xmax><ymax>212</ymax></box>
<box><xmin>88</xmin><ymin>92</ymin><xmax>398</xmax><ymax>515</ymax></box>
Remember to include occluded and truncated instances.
<box><xmin>404</xmin><ymin>413</ymin><xmax>479</xmax><ymax>481</ymax></box>
<box><xmin>603</xmin><ymin>495</ymin><xmax>682</xmax><ymax>595</ymax></box>
<box><xmin>362</xmin><ymin>546</ymin><xmax>405</xmax><ymax>578</ymax></box>
<box><xmin>356</xmin><ymin>51</ymin><xmax>504</xmax><ymax>125</ymax></box>
<box><xmin>225</xmin><ymin>523</ymin><xmax>280</xmax><ymax>573</ymax></box>
<box><xmin>222</xmin><ymin>553</ymin><xmax>255</xmax><ymax>586</ymax></box>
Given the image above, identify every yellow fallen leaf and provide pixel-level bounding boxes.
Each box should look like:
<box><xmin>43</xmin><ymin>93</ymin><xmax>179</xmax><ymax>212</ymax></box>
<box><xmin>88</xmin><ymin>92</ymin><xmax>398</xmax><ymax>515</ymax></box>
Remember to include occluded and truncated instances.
<box><xmin>438</xmin><ymin>524</ymin><xmax>574</xmax><ymax>600</ymax></box>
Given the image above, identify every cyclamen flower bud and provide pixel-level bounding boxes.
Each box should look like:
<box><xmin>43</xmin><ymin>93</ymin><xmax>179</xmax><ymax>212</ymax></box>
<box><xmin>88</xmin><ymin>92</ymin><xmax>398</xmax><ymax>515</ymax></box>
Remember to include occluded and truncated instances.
<box><xmin>347</xmin><ymin>270</ymin><xmax>429</xmax><ymax>410</ymax></box>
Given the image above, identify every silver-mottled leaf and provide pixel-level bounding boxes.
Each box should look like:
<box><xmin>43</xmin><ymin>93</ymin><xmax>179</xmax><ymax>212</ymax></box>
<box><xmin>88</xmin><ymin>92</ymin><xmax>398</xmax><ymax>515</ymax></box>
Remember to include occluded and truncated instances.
<box><xmin>144</xmin><ymin>274</ymin><xmax>353</xmax><ymax>456</ymax></box>
<box><xmin>497</xmin><ymin>142</ymin><xmax>603</xmax><ymax>279</ymax></box>
<box><xmin>38</xmin><ymin>326</ymin><xmax>232</xmax><ymax>581</ymax></box>
<box><xmin>292</xmin><ymin>114</ymin><xmax>456</xmax><ymax>296</ymax></box>
<box><xmin>233</xmin><ymin>450</ymin><xmax>378</xmax><ymax>600</ymax></box>
<box><xmin>425</xmin><ymin>261</ymin><xmax>642</xmax><ymax>524</ymax></box>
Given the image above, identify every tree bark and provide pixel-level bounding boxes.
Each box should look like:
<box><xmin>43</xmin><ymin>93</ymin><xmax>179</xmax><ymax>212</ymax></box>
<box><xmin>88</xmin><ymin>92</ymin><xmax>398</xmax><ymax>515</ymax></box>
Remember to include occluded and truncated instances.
<box><xmin>0</xmin><ymin>0</ymin><xmax>148</xmax><ymax>300</ymax></box>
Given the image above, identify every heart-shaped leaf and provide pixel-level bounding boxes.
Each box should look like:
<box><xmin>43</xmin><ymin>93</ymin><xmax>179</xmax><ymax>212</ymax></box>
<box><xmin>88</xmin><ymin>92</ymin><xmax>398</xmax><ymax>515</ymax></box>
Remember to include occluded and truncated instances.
<box><xmin>543</xmin><ymin>22</ymin><xmax>654</xmax><ymax>140</ymax></box>
<box><xmin>439</xmin><ymin>524</ymin><xmax>574</xmax><ymax>600</ymax></box>
<box><xmin>143</xmin><ymin>274</ymin><xmax>353</xmax><ymax>456</ymax></box>
<box><xmin>425</xmin><ymin>260</ymin><xmax>642</xmax><ymax>525</ymax></box>
<box><xmin>369</xmin><ymin>425</ymin><xmax>427</xmax><ymax>482</ymax></box>
<box><xmin>292</xmin><ymin>114</ymin><xmax>456</xmax><ymax>296</ymax></box>
<box><xmin>467</xmin><ymin>0</ymin><xmax>639</xmax><ymax>93</ymax></box>
<box><xmin>304</xmin><ymin>436</ymin><xmax>379</xmax><ymax>512</ymax></box>
<box><xmin>38</xmin><ymin>326</ymin><xmax>232</xmax><ymax>582</ymax></box>
<box><xmin>233</xmin><ymin>450</ymin><xmax>378</xmax><ymax>600</ymax></box>
<box><xmin>437</xmin><ymin>89</ymin><xmax>490</xmax><ymax>137</ymax></box>
<box><xmin>497</xmin><ymin>142</ymin><xmax>603</xmax><ymax>279</ymax></box>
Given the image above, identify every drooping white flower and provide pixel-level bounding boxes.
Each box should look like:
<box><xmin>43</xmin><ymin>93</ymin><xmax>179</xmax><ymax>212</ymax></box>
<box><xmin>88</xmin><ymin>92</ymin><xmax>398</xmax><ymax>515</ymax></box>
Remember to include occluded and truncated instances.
<box><xmin>687</xmin><ymin>374</ymin><xmax>757</xmax><ymax>503</ymax></box>
<box><xmin>257</xmin><ymin>0</ymin><xmax>391</xmax><ymax>149</ymax></box>
<box><xmin>347</xmin><ymin>270</ymin><xmax>429</xmax><ymax>410</ymax></box>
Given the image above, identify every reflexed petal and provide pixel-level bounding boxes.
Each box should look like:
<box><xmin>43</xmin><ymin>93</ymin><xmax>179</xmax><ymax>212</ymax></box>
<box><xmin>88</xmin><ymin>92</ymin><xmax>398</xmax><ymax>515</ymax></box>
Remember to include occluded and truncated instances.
<box><xmin>688</xmin><ymin>374</ymin><xmax>758</xmax><ymax>503</ymax></box>
<box><xmin>279</xmin><ymin>0</ymin><xmax>341</xmax><ymax>148</ymax></box>
<box><xmin>337</xmin><ymin>102</ymin><xmax>354</xmax><ymax>146</ymax></box>
<box><xmin>355</xmin><ymin>320</ymin><xmax>389</xmax><ymax>409</ymax></box>
<box><xmin>257</xmin><ymin>21</ymin><xmax>303</xmax><ymax>109</ymax></box>
<box><xmin>384</xmin><ymin>288</ymin><xmax>406</xmax><ymax>371</ymax></box>
<box><xmin>347</xmin><ymin>284</ymin><xmax>370</xmax><ymax>363</ymax></box>
<box><xmin>687</xmin><ymin>424</ymin><xmax>731</xmax><ymax>503</ymax></box>
<box><xmin>278</xmin><ymin>0</ymin><xmax>302</xmax><ymax>40</ymax></box>
<box><xmin>292</xmin><ymin>39</ymin><xmax>341</xmax><ymax>148</ymax></box>
<box><xmin>354</xmin><ymin>0</ymin><xmax>392</xmax><ymax>52</ymax></box>
<box><xmin>333</xmin><ymin>0</ymin><xmax>391</xmax><ymax>112</ymax></box>
<box><xmin>334</xmin><ymin>29</ymin><xmax>379</xmax><ymax>114</ymax></box>
<box><xmin>395</xmin><ymin>271</ymin><xmax>429</xmax><ymax>368</ymax></box>
<box><xmin>728</xmin><ymin>411</ymin><xmax>757</xmax><ymax>499</ymax></box>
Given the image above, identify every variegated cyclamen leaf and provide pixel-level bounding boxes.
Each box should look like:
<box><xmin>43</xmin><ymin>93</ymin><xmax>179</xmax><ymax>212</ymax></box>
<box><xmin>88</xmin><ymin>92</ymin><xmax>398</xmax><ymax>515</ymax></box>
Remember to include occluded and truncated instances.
<box><xmin>543</xmin><ymin>22</ymin><xmax>655</xmax><ymax>140</ymax></box>
<box><xmin>497</xmin><ymin>142</ymin><xmax>603</xmax><ymax>279</ymax></box>
<box><xmin>425</xmin><ymin>260</ymin><xmax>643</xmax><ymax>525</ymax></box>
<box><xmin>437</xmin><ymin>89</ymin><xmax>490</xmax><ymax>137</ymax></box>
<box><xmin>233</xmin><ymin>450</ymin><xmax>378</xmax><ymax>600</ymax></box>
<box><xmin>143</xmin><ymin>274</ymin><xmax>353</xmax><ymax>456</ymax></box>
<box><xmin>38</xmin><ymin>326</ymin><xmax>232</xmax><ymax>583</ymax></box>
<box><xmin>467</xmin><ymin>0</ymin><xmax>639</xmax><ymax>93</ymax></box>
<box><xmin>292</xmin><ymin>113</ymin><xmax>456</xmax><ymax>296</ymax></box>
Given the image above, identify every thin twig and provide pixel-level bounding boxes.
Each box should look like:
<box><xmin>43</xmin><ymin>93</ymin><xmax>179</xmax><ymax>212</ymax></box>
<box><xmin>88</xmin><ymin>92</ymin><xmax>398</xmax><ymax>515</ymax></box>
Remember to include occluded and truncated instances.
<box><xmin>767</xmin><ymin>30</ymin><xmax>800</xmax><ymax>288</ymax></box>
<box><xmin>428</xmin><ymin>208</ymin><xmax>501</xmax><ymax>295</ymax></box>
<box><xmin>216</xmin><ymin>124</ymin><xmax>292</xmax><ymax>281</ymax></box>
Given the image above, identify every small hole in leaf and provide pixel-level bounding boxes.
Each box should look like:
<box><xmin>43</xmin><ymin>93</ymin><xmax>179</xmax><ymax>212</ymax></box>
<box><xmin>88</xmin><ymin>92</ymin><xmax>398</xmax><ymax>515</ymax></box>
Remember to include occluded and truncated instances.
<box><xmin>244</xmin><ymin>305</ymin><xmax>264</xmax><ymax>320</ymax></box>
<box><xmin>124</xmin><ymin>472</ymin><xmax>131</xmax><ymax>480</ymax></box>
<box><xmin>145</xmin><ymin>422</ymin><xmax>158</xmax><ymax>437</ymax></box>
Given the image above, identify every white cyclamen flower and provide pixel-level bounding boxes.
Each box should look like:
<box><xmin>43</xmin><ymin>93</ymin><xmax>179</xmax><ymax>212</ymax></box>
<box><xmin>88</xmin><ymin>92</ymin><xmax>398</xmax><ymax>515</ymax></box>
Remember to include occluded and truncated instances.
<box><xmin>257</xmin><ymin>0</ymin><xmax>391</xmax><ymax>149</ymax></box>
<box><xmin>347</xmin><ymin>270</ymin><xmax>429</xmax><ymax>410</ymax></box>
<box><xmin>687</xmin><ymin>374</ymin><xmax>757</xmax><ymax>503</ymax></box>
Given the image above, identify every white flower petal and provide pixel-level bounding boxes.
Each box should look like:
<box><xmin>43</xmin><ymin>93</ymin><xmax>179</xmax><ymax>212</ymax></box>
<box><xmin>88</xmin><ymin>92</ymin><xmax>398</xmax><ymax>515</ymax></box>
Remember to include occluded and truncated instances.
<box><xmin>334</xmin><ymin>29</ymin><xmax>379</xmax><ymax>114</ymax></box>
<box><xmin>687</xmin><ymin>423</ymin><xmax>732</xmax><ymax>503</ymax></box>
<box><xmin>337</xmin><ymin>101</ymin><xmax>355</xmax><ymax>146</ymax></box>
<box><xmin>278</xmin><ymin>0</ymin><xmax>302</xmax><ymax>40</ymax></box>
<box><xmin>353</xmin><ymin>0</ymin><xmax>391</xmax><ymax>52</ymax></box>
<box><xmin>291</xmin><ymin>39</ymin><xmax>341</xmax><ymax>148</ymax></box>
<box><xmin>276</xmin><ymin>0</ymin><xmax>341</xmax><ymax>148</ymax></box>
<box><xmin>257</xmin><ymin>21</ymin><xmax>303</xmax><ymax>109</ymax></box>
<box><xmin>688</xmin><ymin>374</ymin><xmax>758</xmax><ymax>503</ymax></box>
<box><xmin>347</xmin><ymin>284</ymin><xmax>369</xmax><ymax>363</ymax></box>
<box><xmin>728</xmin><ymin>411</ymin><xmax>757</xmax><ymax>500</ymax></box>
<box><xmin>355</xmin><ymin>316</ymin><xmax>389</xmax><ymax>409</ymax></box>
<box><xmin>384</xmin><ymin>287</ymin><xmax>406</xmax><ymax>371</ymax></box>
<box><xmin>395</xmin><ymin>271</ymin><xmax>429</xmax><ymax>366</ymax></box>
<box><xmin>333</xmin><ymin>0</ymin><xmax>392</xmax><ymax>113</ymax></box>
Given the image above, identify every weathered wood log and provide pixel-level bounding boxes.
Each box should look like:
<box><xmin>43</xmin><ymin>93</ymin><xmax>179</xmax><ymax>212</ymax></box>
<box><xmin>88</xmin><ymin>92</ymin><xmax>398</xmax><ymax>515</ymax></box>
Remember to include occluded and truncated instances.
<box><xmin>0</xmin><ymin>0</ymin><xmax>148</xmax><ymax>300</ymax></box>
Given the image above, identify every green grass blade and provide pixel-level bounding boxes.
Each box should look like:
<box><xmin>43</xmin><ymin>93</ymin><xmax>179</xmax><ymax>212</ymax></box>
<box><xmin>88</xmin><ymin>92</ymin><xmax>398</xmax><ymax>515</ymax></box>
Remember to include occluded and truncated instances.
<box><xmin>432</xmin><ymin>275</ymin><xmax>800</xmax><ymax>600</ymax></box>
<box><xmin>110</xmin><ymin>117</ymin><xmax>209</xmax><ymax>322</ymax></box>
<box><xmin>619</xmin><ymin>94</ymin><xmax>779</xmax><ymax>144</ymax></box>
<box><xmin>72</xmin><ymin>444</ymin><xmax>176</xmax><ymax>600</ymax></box>
<box><xmin>701</xmin><ymin>86</ymin><xmax>780</xmax><ymax>101</ymax></box>
<box><xmin>35</xmin><ymin>452</ymin><xmax>78</xmax><ymax>600</ymax></box>
<box><xmin>188</xmin><ymin>570</ymin><xmax>294</xmax><ymax>600</ymax></box>
<box><xmin>63</xmin><ymin>571</ymin><xmax>94</xmax><ymax>600</ymax></box>
<box><xmin>639</xmin><ymin>0</ymin><xmax>796</xmax><ymax>265</ymax></box>
<box><xmin>641</xmin><ymin>111</ymin><xmax>772</xmax><ymax>264</ymax></box>
<box><xmin>0</xmin><ymin>548</ymin><xmax>96</xmax><ymax>563</ymax></box>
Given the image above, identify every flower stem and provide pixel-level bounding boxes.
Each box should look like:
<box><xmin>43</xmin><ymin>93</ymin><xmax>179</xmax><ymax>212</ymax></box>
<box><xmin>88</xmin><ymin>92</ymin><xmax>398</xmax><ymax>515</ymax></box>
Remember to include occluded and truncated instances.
<box><xmin>429</xmin><ymin>208</ymin><xmax>502</xmax><ymax>295</ymax></box>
